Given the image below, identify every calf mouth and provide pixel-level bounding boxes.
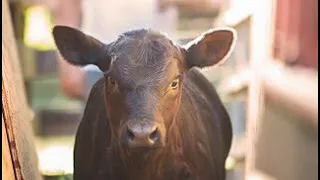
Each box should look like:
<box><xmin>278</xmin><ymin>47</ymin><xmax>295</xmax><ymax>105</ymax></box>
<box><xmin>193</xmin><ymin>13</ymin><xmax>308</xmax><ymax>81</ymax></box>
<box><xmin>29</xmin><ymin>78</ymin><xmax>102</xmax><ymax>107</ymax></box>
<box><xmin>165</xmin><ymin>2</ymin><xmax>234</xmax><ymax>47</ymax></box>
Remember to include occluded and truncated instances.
<box><xmin>132</xmin><ymin>145</ymin><xmax>164</xmax><ymax>151</ymax></box>
<box><xmin>124</xmin><ymin>143</ymin><xmax>165</xmax><ymax>153</ymax></box>
<box><xmin>125</xmin><ymin>146</ymin><xmax>165</xmax><ymax>160</ymax></box>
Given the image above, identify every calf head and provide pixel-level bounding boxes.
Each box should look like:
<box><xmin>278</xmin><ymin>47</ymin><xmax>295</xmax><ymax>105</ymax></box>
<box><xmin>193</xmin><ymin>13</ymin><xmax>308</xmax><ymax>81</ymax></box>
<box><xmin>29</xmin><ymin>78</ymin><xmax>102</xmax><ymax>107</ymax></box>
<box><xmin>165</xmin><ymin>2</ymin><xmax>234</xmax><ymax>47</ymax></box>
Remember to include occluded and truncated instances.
<box><xmin>53</xmin><ymin>26</ymin><xmax>236</xmax><ymax>151</ymax></box>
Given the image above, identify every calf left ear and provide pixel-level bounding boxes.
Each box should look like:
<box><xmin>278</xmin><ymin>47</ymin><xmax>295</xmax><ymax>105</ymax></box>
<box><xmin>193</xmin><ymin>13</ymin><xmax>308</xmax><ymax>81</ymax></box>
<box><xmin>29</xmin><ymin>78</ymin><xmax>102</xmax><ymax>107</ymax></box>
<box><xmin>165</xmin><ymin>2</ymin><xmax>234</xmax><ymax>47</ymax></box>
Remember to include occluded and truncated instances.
<box><xmin>52</xmin><ymin>26</ymin><xmax>111</xmax><ymax>71</ymax></box>
<box><xmin>183</xmin><ymin>28</ymin><xmax>236</xmax><ymax>69</ymax></box>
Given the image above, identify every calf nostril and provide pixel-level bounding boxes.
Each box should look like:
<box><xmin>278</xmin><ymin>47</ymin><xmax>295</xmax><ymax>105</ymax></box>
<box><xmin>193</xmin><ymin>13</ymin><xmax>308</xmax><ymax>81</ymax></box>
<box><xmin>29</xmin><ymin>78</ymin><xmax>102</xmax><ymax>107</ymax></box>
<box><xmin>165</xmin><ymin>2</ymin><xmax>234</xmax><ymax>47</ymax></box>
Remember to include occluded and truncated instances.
<box><xmin>127</xmin><ymin>128</ymin><xmax>135</xmax><ymax>141</ymax></box>
<box><xmin>149</xmin><ymin>128</ymin><xmax>159</xmax><ymax>141</ymax></box>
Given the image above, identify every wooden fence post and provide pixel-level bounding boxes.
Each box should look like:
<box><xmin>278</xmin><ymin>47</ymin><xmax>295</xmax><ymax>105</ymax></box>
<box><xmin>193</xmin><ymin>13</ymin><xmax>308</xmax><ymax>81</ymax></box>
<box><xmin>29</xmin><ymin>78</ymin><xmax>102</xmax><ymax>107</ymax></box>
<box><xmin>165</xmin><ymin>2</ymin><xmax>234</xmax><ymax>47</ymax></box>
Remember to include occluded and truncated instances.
<box><xmin>245</xmin><ymin>0</ymin><xmax>276</xmax><ymax>179</ymax></box>
<box><xmin>2</xmin><ymin>0</ymin><xmax>42</xmax><ymax>179</ymax></box>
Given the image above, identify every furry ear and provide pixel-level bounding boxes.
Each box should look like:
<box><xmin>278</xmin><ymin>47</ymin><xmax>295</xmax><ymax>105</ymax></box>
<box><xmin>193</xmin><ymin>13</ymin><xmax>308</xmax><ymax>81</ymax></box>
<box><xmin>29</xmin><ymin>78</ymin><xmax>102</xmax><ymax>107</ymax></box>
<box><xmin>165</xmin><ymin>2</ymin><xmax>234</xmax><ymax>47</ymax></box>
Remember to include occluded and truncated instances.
<box><xmin>183</xmin><ymin>28</ymin><xmax>237</xmax><ymax>68</ymax></box>
<box><xmin>52</xmin><ymin>25</ymin><xmax>111</xmax><ymax>70</ymax></box>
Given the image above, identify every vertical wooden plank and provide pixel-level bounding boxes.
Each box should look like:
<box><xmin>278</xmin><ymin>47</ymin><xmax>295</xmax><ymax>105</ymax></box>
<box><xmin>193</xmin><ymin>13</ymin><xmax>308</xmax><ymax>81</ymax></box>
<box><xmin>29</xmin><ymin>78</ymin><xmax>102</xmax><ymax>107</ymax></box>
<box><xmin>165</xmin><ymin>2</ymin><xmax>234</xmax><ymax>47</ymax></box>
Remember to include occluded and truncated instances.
<box><xmin>274</xmin><ymin>0</ymin><xmax>301</xmax><ymax>62</ymax></box>
<box><xmin>274</xmin><ymin>0</ymin><xmax>318</xmax><ymax>69</ymax></box>
<box><xmin>2</xmin><ymin>0</ymin><xmax>42</xmax><ymax>179</ymax></box>
<box><xmin>2</xmin><ymin>0</ymin><xmax>30</xmax><ymax>113</ymax></box>
<box><xmin>2</xmin><ymin>114</ymin><xmax>16</xmax><ymax>180</ymax></box>
<box><xmin>245</xmin><ymin>0</ymin><xmax>276</xmax><ymax>179</ymax></box>
<box><xmin>298</xmin><ymin>0</ymin><xmax>318</xmax><ymax>69</ymax></box>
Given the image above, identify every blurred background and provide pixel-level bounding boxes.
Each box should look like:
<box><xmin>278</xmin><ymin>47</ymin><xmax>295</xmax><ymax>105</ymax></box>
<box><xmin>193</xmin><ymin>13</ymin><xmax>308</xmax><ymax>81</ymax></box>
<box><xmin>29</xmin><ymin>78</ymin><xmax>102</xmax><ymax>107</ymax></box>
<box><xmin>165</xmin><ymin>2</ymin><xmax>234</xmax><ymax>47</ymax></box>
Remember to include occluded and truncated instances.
<box><xmin>3</xmin><ymin>0</ymin><xmax>318</xmax><ymax>179</ymax></box>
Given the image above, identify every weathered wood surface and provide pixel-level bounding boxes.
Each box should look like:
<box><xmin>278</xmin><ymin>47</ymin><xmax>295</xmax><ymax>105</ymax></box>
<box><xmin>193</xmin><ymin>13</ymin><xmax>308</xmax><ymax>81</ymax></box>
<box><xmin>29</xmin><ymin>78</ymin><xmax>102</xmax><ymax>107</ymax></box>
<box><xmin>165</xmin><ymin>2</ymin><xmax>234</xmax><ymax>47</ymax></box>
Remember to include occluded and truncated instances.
<box><xmin>2</xmin><ymin>0</ymin><xmax>42</xmax><ymax>179</ymax></box>
<box><xmin>2</xmin><ymin>114</ymin><xmax>16</xmax><ymax>180</ymax></box>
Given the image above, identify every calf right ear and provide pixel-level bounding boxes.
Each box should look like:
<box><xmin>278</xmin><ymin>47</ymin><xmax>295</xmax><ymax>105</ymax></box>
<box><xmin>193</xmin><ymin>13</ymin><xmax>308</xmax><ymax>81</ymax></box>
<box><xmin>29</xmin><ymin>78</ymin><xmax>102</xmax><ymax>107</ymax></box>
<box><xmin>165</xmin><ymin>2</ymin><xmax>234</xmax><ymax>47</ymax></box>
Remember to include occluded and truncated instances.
<box><xmin>182</xmin><ymin>28</ymin><xmax>236</xmax><ymax>69</ymax></box>
<box><xmin>52</xmin><ymin>26</ymin><xmax>111</xmax><ymax>70</ymax></box>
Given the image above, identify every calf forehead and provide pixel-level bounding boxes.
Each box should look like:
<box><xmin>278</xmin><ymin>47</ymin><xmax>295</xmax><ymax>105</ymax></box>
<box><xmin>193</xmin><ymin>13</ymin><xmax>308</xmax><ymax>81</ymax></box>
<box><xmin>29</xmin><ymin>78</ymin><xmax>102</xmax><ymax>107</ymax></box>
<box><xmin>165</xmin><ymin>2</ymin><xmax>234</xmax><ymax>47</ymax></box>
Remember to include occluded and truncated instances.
<box><xmin>113</xmin><ymin>30</ymin><xmax>177</xmax><ymax>62</ymax></box>
<box><xmin>113</xmin><ymin>61</ymin><xmax>166</xmax><ymax>87</ymax></box>
<box><xmin>110</xmin><ymin>30</ymin><xmax>181</xmax><ymax>86</ymax></box>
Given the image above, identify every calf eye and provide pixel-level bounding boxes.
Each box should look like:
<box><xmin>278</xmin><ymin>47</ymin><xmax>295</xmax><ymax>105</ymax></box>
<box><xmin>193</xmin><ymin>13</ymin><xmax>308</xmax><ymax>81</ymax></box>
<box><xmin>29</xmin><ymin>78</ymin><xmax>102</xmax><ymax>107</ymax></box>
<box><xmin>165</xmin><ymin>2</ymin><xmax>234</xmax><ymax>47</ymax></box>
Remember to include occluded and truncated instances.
<box><xmin>108</xmin><ymin>77</ymin><xmax>117</xmax><ymax>86</ymax></box>
<box><xmin>170</xmin><ymin>78</ymin><xmax>180</xmax><ymax>89</ymax></box>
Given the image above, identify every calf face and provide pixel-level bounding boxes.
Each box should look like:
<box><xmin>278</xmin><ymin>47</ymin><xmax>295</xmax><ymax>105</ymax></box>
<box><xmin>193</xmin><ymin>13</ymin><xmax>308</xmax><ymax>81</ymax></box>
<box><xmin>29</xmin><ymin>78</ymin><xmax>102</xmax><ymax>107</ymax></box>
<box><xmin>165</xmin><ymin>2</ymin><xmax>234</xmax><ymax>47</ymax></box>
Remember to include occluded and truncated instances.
<box><xmin>53</xmin><ymin>26</ymin><xmax>236</xmax><ymax>150</ymax></box>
